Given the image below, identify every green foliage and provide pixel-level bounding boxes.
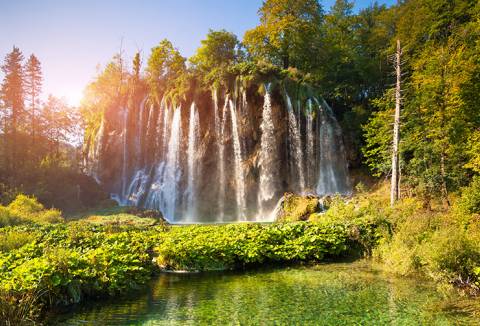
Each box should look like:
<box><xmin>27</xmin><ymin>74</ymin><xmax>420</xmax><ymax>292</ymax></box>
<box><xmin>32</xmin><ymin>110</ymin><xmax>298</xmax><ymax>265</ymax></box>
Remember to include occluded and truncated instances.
<box><xmin>0</xmin><ymin>228</ymin><xmax>36</xmax><ymax>252</ymax></box>
<box><xmin>361</xmin><ymin>0</ymin><xmax>480</xmax><ymax>201</ymax></box>
<box><xmin>7</xmin><ymin>194</ymin><xmax>63</xmax><ymax>224</ymax></box>
<box><xmin>243</xmin><ymin>0</ymin><xmax>323</xmax><ymax>70</ymax></box>
<box><xmin>0</xmin><ymin>194</ymin><xmax>63</xmax><ymax>226</ymax></box>
<box><xmin>85</xmin><ymin>213</ymin><xmax>161</xmax><ymax>227</ymax></box>
<box><xmin>0</xmin><ymin>218</ymin><xmax>383</xmax><ymax>323</ymax></box>
<box><xmin>190</xmin><ymin>29</ymin><xmax>242</xmax><ymax>88</ymax></box>
<box><xmin>465</xmin><ymin>130</ymin><xmax>480</xmax><ymax>173</ymax></box>
<box><xmin>362</xmin><ymin>89</ymin><xmax>395</xmax><ymax>176</ymax></box>
<box><xmin>0</xmin><ymin>206</ymin><xmax>22</xmax><ymax>227</ymax></box>
<box><xmin>358</xmin><ymin>183</ymin><xmax>480</xmax><ymax>292</ymax></box>
<box><xmin>456</xmin><ymin>176</ymin><xmax>480</xmax><ymax>216</ymax></box>
<box><xmin>146</xmin><ymin>39</ymin><xmax>187</xmax><ymax>104</ymax></box>
<box><xmin>154</xmin><ymin>221</ymin><xmax>378</xmax><ymax>271</ymax></box>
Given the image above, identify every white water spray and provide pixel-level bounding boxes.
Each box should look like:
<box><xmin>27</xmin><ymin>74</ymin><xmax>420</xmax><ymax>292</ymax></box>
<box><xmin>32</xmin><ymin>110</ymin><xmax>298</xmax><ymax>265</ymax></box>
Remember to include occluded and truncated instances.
<box><xmin>229</xmin><ymin>99</ymin><xmax>246</xmax><ymax>220</ymax></box>
<box><xmin>185</xmin><ymin>102</ymin><xmax>199</xmax><ymax>221</ymax></box>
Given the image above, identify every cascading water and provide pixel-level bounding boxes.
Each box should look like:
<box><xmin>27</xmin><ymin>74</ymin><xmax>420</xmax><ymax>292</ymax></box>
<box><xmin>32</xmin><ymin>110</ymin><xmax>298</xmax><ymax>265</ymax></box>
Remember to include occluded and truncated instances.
<box><xmin>101</xmin><ymin>83</ymin><xmax>351</xmax><ymax>223</ymax></box>
<box><xmin>257</xmin><ymin>84</ymin><xmax>278</xmax><ymax>219</ymax></box>
<box><xmin>185</xmin><ymin>102</ymin><xmax>199</xmax><ymax>221</ymax></box>
<box><xmin>315</xmin><ymin>99</ymin><xmax>350</xmax><ymax>195</ymax></box>
<box><xmin>306</xmin><ymin>99</ymin><xmax>315</xmax><ymax>189</ymax></box>
<box><xmin>228</xmin><ymin>99</ymin><xmax>246</xmax><ymax>220</ymax></box>
<box><xmin>145</xmin><ymin>107</ymin><xmax>182</xmax><ymax>222</ymax></box>
<box><xmin>217</xmin><ymin>93</ymin><xmax>229</xmax><ymax>221</ymax></box>
<box><xmin>286</xmin><ymin>94</ymin><xmax>306</xmax><ymax>193</ymax></box>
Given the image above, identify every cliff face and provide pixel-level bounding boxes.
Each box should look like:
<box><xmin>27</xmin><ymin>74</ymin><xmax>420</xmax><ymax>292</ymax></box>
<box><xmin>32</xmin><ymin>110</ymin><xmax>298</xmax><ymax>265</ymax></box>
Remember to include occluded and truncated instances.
<box><xmin>84</xmin><ymin>80</ymin><xmax>350</xmax><ymax>223</ymax></box>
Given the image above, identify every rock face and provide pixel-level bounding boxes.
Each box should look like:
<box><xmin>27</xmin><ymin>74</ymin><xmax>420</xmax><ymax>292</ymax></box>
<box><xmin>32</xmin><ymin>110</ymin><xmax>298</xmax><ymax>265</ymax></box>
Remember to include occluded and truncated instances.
<box><xmin>83</xmin><ymin>80</ymin><xmax>351</xmax><ymax>223</ymax></box>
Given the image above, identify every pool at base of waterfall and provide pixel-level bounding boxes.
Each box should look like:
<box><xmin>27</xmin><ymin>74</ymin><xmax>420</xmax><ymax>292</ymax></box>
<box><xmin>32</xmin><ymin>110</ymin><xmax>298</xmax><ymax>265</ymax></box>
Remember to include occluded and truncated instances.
<box><xmin>49</xmin><ymin>261</ymin><xmax>479</xmax><ymax>325</ymax></box>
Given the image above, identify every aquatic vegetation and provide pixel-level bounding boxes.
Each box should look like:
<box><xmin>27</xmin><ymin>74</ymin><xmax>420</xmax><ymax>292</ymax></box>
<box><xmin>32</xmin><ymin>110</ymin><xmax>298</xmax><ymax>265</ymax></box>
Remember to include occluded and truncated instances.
<box><xmin>0</xmin><ymin>218</ymin><xmax>382</xmax><ymax>323</ymax></box>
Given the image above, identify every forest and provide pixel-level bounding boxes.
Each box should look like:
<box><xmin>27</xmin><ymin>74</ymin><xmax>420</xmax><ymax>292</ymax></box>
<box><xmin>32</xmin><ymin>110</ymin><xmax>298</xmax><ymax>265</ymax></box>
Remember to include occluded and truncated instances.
<box><xmin>1</xmin><ymin>0</ymin><xmax>480</xmax><ymax>324</ymax></box>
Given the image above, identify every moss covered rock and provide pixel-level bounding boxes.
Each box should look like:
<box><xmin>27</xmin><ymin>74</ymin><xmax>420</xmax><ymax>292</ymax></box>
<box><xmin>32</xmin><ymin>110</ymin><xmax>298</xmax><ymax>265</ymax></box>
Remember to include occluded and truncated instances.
<box><xmin>276</xmin><ymin>193</ymin><xmax>321</xmax><ymax>222</ymax></box>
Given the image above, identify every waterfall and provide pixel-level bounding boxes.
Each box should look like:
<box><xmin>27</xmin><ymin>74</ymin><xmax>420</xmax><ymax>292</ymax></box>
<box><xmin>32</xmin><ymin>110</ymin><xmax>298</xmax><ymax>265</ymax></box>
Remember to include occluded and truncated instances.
<box><xmin>315</xmin><ymin>99</ymin><xmax>350</xmax><ymax>195</ymax></box>
<box><xmin>185</xmin><ymin>102</ymin><xmax>199</xmax><ymax>221</ymax></box>
<box><xmin>306</xmin><ymin>99</ymin><xmax>315</xmax><ymax>189</ymax></box>
<box><xmin>229</xmin><ymin>99</ymin><xmax>246</xmax><ymax>220</ymax></box>
<box><xmin>162</xmin><ymin>101</ymin><xmax>171</xmax><ymax>157</ymax></box>
<box><xmin>145</xmin><ymin>106</ymin><xmax>182</xmax><ymax>222</ymax></box>
<box><xmin>257</xmin><ymin>84</ymin><xmax>278</xmax><ymax>218</ymax></box>
<box><xmin>103</xmin><ymin>83</ymin><xmax>351</xmax><ymax>223</ymax></box>
<box><xmin>286</xmin><ymin>94</ymin><xmax>305</xmax><ymax>193</ymax></box>
<box><xmin>217</xmin><ymin>93</ymin><xmax>229</xmax><ymax>221</ymax></box>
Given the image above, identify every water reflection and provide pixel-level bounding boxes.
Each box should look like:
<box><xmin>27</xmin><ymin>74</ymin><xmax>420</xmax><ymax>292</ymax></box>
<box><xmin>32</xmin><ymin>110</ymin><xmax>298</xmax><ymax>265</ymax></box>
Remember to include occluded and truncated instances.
<box><xmin>51</xmin><ymin>261</ymin><xmax>479</xmax><ymax>325</ymax></box>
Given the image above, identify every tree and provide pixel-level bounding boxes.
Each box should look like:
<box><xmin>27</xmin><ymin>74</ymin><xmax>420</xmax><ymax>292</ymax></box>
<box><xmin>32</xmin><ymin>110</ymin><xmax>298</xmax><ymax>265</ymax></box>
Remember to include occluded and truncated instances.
<box><xmin>1</xmin><ymin>46</ymin><xmax>25</xmax><ymax>172</ymax></box>
<box><xmin>24</xmin><ymin>54</ymin><xmax>42</xmax><ymax>148</ymax></box>
<box><xmin>190</xmin><ymin>29</ymin><xmax>241</xmax><ymax>87</ymax></box>
<box><xmin>146</xmin><ymin>39</ymin><xmax>186</xmax><ymax>103</ymax></box>
<box><xmin>41</xmin><ymin>95</ymin><xmax>77</xmax><ymax>155</ymax></box>
<box><xmin>243</xmin><ymin>0</ymin><xmax>323</xmax><ymax>70</ymax></box>
<box><xmin>391</xmin><ymin>40</ymin><xmax>401</xmax><ymax>206</ymax></box>
<box><xmin>132</xmin><ymin>51</ymin><xmax>141</xmax><ymax>82</ymax></box>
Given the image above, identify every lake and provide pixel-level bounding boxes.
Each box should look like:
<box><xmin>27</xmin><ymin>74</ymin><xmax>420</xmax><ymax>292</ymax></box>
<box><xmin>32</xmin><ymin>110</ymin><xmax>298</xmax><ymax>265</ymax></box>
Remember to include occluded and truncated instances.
<box><xmin>50</xmin><ymin>261</ymin><xmax>478</xmax><ymax>325</ymax></box>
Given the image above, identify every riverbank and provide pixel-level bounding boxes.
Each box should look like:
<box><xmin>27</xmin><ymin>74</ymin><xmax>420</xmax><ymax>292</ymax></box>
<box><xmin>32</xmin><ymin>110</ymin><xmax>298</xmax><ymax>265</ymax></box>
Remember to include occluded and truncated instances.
<box><xmin>0</xmin><ymin>208</ymin><xmax>383</xmax><ymax>324</ymax></box>
<box><xmin>1</xmin><ymin>183</ymin><xmax>480</xmax><ymax>324</ymax></box>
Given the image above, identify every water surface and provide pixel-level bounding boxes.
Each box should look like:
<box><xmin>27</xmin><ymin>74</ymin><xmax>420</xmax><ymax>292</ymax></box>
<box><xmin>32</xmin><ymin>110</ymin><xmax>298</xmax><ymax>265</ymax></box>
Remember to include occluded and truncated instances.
<box><xmin>51</xmin><ymin>261</ymin><xmax>479</xmax><ymax>325</ymax></box>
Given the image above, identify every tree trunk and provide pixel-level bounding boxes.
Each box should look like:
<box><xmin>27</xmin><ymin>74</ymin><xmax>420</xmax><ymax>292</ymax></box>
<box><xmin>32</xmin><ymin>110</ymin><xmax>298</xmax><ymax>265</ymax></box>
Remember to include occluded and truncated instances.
<box><xmin>390</xmin><ymin>39</ymin><xmax>401</xmax><ymax>206</ymax></box>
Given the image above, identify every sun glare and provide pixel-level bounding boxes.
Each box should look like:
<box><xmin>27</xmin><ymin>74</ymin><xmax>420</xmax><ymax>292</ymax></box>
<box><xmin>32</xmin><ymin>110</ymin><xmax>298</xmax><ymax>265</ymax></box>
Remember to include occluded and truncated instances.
<box><xmin>63</xmin><ymin>90</ymin><xmax>84</xmax><ymax>107</ymax></box>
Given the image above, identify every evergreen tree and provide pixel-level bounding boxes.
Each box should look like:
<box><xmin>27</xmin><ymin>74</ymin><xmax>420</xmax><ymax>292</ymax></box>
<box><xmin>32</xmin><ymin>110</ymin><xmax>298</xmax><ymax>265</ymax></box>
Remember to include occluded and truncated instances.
<box><xmin>1</xmin><ymin>46</ymin><xmax>25</xmax><ymax>173</ymax></box>
<box><xmin>24</xmin><ymin>54</ymin><xmax>42</xmax><ymax>148</ymax></box>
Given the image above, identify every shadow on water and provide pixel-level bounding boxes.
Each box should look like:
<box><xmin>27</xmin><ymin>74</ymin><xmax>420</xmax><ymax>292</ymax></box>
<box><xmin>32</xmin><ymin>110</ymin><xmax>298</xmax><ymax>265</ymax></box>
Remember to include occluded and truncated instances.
<box><xmin>48</xmin><ymin>260</ymin><xmax>479</xmax><ymax>325</ymax></box>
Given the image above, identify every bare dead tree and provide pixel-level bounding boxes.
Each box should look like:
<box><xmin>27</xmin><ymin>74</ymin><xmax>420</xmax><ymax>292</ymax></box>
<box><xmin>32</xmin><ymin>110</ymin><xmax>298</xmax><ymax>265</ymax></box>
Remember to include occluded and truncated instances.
<box><xmin>391</xmin><ymin>39</ymin><xmax>401</xmax><ymax>206</ymax></box>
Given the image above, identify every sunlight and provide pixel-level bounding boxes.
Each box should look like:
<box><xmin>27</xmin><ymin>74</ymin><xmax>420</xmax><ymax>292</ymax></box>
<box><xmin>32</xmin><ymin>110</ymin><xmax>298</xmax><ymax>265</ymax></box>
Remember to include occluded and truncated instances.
<box><xmin>62</xmin><ymin>89</ymin><xmax>84</xmax><ymax>107</ymax></box>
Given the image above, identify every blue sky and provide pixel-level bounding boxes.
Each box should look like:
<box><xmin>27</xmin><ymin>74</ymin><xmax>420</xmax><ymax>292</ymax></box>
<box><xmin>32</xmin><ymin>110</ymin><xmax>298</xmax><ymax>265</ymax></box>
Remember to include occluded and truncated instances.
<box><xmin>0</xmin><ymin>0</ymin><xmax>396</xmax><ymax>105</ymax></box>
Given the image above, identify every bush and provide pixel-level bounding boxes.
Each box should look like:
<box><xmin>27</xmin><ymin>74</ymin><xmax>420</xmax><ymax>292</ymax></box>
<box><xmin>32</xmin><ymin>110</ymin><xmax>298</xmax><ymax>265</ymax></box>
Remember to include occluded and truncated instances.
<box><xmin>8</xmin><ymin>194</ymin><xmax>44</xmax><ymax>214</ymax></box>
<box><xmin>422</xmin><ymin>226</ymin><xmax>480</xmax><ymax>287</ymax></box>
<box><xmin>456</xmin><ymin>176</ymin><xmax>480</xmax><ymax>216</ymax></box>
<box><xmin>1</xmin><ymin>194</ymin><xmax>64</xmax><ymax>225</ymax></box>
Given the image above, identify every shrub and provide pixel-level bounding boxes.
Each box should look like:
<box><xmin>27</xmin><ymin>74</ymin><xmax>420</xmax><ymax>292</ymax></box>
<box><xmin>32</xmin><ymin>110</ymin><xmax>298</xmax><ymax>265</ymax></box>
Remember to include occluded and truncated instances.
<box><xmin>8</xmin><ymin>194</ymin><xmax>45</xmax><ymax>215</ymax></box>
<box><xmin>456</xmin><ymin>176</ymin><xmax>480</xmax><ymax>216</ymax></box>
<box><xmin>421</xmin><ymin>226</ymin><xmax>480</xmax><ymax>286</ymax></box>
<box><xmin>3</xmin><ymin>194</ymin><xmax>64</xmax><ymax>225</ymax></box>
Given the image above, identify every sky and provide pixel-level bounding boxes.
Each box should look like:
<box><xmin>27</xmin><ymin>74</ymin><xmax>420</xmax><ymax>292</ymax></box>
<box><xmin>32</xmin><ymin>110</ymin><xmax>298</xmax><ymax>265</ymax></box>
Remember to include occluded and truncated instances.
<box><xmin>0</xmin><ymin>0</ymin><xmax>396</xmax><ymax>106</ymax></box>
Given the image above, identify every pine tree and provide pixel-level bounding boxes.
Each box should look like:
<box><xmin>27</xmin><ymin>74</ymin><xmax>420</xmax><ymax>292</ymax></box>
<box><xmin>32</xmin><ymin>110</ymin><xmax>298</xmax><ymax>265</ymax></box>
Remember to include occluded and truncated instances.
<box><xmin>24</xmin><ymin>54</ymin><xmax>42</xmax><ymax>148</ymax></box>
<box><xmin>1</xmin><ymin>46</ymin><xmax>25</xmax><ymax>173</ymax></box>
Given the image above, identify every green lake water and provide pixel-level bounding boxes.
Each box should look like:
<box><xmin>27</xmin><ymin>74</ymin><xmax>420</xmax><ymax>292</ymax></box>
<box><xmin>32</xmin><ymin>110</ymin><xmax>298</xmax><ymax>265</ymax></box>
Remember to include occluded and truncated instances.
<box><xmin>50</xmin><ymin>261</ymin><xmax>479</xmax><ymax>325</ymax></box>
